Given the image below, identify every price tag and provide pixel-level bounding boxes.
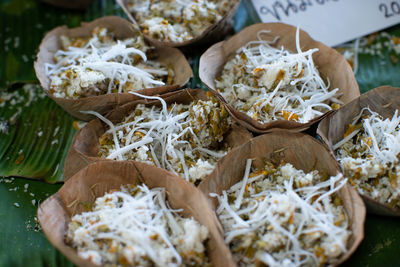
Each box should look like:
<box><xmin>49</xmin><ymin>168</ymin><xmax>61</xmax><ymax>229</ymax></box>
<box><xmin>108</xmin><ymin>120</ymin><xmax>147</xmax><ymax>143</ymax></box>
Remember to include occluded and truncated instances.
<box><xmin>251</xmin><ymin>0</ymin><xmax>400</xmax><ymax>46</ymax></box>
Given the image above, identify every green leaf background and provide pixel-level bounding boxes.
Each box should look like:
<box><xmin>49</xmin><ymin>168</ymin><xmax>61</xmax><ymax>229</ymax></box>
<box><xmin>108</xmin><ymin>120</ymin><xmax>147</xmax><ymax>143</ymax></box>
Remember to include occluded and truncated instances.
<box><xmin>355</xmin><ymin>26</ymin><xmax>400</xmax><ymax>94</ymax></box>
<box><xmin>0</xmin><ymin>0</ymin><xmax>399</xmax><ymax>266</ymax></box>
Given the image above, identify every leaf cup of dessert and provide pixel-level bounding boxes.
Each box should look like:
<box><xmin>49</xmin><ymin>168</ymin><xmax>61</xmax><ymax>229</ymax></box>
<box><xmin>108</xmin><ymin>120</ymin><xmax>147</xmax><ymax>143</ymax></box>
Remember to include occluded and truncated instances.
<box><xmin>117</xmin><ymin>0</ymin><xmax>241</xmax><ymax>47</ymax></box>
<box><xmin>199</xmin><ymin>23</ymin><xmax>360</xmax><ymax>133</ymax></box>
<box><xmin>318</xmin><ymin>86</ymin><xmax>400</xmax><ymax>216</ymax></box>
<box><xmin>34</xmin><ymin>16</ymin><xmax>192</xmax><ymax>121</ymax></box>
<box><xmin>38</xmin><ymin>160</ymin><xmax>235</xmax><ymax>267</ymax></box>
<box><xmin>198</xmin><ymin>132</ymin><xmax>365</xmax><ymax>266</ymax></box>
<box><xmin>64</xmin><ymin>88</ymin><xmax>253</xmax><ymax>183</ymax></box>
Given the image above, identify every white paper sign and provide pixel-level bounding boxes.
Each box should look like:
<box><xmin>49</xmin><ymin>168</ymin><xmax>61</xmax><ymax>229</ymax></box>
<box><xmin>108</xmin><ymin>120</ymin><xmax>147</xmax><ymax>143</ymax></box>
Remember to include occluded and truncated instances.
<box><xmin>251</xmin><ymin>0</ymin><xmax>400</xmax><ymax>46</ymax></box>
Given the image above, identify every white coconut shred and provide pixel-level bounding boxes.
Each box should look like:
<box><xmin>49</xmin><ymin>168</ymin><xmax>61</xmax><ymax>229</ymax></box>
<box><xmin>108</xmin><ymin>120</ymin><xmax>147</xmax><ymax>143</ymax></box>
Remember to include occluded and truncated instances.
<box><xmin>335</xmin><ymin>108</ymin><xmax>400</xmax><ymax>209</ymax></box>
<box><xmin>211</xmin><ymin>160</ymin><xmax>350</xmax><ymax>266</ymax></box>
<box><xmin>45</xmin><ymin>27</ymin><xmax>173</xmax><ymax>99</ymax></box>
<box><xmin>127</xmin><ymin>0</ymin><xmax>234</xmax><ymax>42</ymax></box>
<box><xmin>215</xmin><ymin>29</ymin><xmax>342</xmax><ymax>124</ymax></box>
<box><xmin>93</xmin><ymin>93</ymin><xmax>232</xmax><ymax>185</ymax></box>
<box><xmin>66</xmin><ymin>184</ymin><xmax>210</xmax><ymax>266</ymax></box>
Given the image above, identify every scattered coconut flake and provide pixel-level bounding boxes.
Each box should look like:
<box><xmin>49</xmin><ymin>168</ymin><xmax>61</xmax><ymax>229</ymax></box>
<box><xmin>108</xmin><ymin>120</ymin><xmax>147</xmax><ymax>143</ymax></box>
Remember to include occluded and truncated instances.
<box><xmin>51</xmin><ymin>139</ymin><xmax>59</xmax><ymax>145</ymax></box>
<box><xmin>14</xmin><ymin>37</ymin><xmax>20</xmax><ymax>49</ymax></box>
<box><xmin>22</xmin><ymin>54</ymin><xmax>29</xmax><ymax>63</ymax></box>
<box><xmin>0</xmin><ymin>120</ymin><xmax>9</xmax><ymax>134</ymax></box>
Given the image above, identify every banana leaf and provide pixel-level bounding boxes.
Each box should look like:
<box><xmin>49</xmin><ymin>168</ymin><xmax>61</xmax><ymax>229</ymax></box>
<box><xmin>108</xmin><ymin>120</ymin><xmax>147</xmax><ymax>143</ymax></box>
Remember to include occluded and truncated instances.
<box><xmin>0</xmin><ymin>84</ymin><xmax>76</xmax><ymax>183</ymax></box>
<box><xmin>0</xmin><ymin>176</ymin><xmax>73</xmax><ymax>266</ymax></box>
<box><xmin>0</xmin><ymin>0</ymin><xmax>400</xmax><ymax>266</ymax></box>
<box><xmin>354</xmin><ymin>26</ymin><xmax>400</xmax><ymax>93</ymax></box>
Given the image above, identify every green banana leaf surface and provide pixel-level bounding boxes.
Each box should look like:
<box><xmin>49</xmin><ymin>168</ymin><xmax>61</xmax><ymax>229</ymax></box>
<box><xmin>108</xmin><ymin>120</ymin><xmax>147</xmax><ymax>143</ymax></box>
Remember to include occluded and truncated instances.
<box><xmin>0</xmin><ymin>0</ymin><xmax>399</xmax><ymax>266</ymax></box>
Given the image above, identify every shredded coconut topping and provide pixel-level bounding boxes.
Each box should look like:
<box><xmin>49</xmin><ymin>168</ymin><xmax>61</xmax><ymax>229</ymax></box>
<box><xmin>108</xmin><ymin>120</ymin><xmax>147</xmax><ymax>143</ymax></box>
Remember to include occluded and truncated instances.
<box><xmin>211</xmin><ymin>162</ymin><xmax>350</xmax><ymax>266</ymax></box>
<box><xmin>335</xmin><ymin>108</ymin><xmax>400</xmax><ymax>208</ymax></box>
<box><xmin>45</xmin><ymin>27</ymin><xmax>173</xmax><ymax>99</ymax></box>
<box><xmin>215</xmin><ymin>29</ymin><xmax>342</xmax><ymax>124</ymax></box>
<box><xmin>96</xmin><ymin>92</ymin><xmax>232</xmax><ymax>184</ymax></box>
<box><xmin>66</xmin><ymin>184</ymin><xmax>210</xmax><ymax>266</ymax></box>
<box><xmin>127</xmin><ymin>0</ymin><xmax>234</xmax><ymax>42</ymax></box>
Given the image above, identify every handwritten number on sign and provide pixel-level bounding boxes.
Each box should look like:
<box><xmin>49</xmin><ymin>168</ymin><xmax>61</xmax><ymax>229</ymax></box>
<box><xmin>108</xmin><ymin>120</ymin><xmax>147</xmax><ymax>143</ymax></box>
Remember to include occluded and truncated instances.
<box><xmin>379</xmin><ymin>1</ymin><xmax>400</xmax><ymax>18</ymax></box>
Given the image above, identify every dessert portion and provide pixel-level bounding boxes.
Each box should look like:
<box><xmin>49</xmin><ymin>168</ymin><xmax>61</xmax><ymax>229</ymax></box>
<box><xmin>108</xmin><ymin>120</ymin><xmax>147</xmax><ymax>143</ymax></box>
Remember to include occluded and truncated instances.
<box><xmin>46</xmin><ymin>27</ymin><xmax>173</xmax><ymax>99</ymax></box>
<box><xmin>126</xmin><ymin>0</ymin><xmax>234</xmax><ymax>42</ymax></box>
<box><xmin>66</xmin><ymin>183</ymin><xmax>210</xmax><ymax>266</ymax></box>
<box><xmin>212</xmin><ymin>160</ymin><xmax>350</xmax><ymax>266</ymax></box>
<box><xmin>215</xmin><ymin>30</ymin><xmax>342</xmax><ymax>124</ymax></box>
<box><xmin>335</xmin><ymin>108</ymin><xmax>400</xmax><ymax>209</ymax></box>
<box><xmin>97</xmin><ymin>93</ymin><xmax>231</xmax><ymax>185</ymax></box>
